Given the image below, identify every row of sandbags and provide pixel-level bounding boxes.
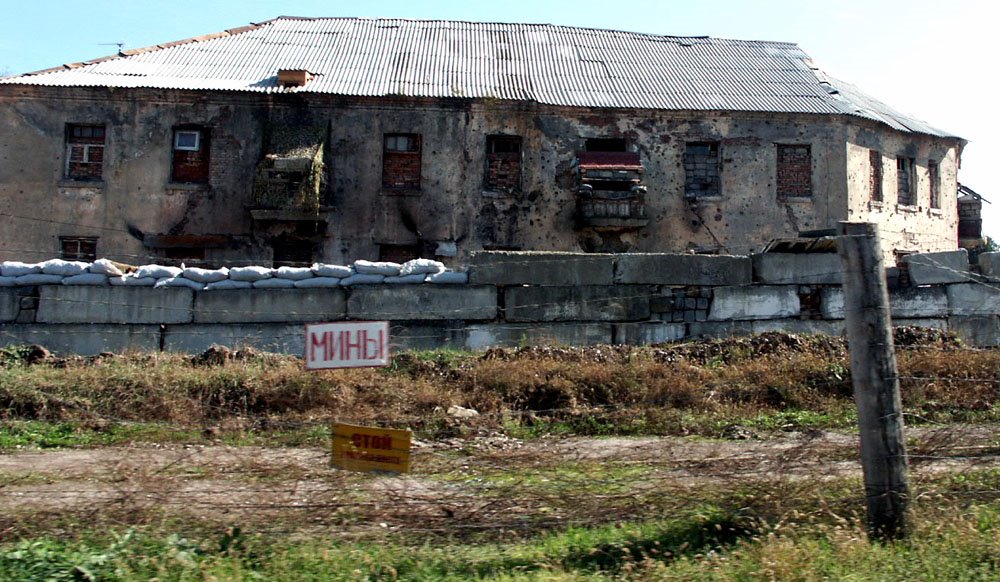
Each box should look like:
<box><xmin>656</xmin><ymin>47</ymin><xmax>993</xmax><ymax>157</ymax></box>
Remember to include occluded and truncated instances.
<box><xmin>0</xmin><ymin>258</ymin><xmax>468</xmax><ymax>289</ymax></box>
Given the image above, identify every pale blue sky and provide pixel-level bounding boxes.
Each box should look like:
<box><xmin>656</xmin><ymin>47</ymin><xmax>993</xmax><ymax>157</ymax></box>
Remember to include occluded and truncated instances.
<box><xmin>2</xmin><ymin>0</ymin><xmax>995</xmax><ymax>237</ymax></box>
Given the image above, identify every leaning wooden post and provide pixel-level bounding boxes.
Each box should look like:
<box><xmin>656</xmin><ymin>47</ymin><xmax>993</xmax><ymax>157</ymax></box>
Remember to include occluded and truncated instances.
<box><xmin>837</xmin><ymin>221</ymin><xmax>909</xmax><ymax>540</ymax></box>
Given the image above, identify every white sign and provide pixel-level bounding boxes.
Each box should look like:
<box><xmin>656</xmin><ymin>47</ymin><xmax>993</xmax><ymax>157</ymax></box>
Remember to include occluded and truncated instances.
<box><xmin>305</xmin><ymin>321</ymin><xmax>390</xmax><ymax>369</ymax></box>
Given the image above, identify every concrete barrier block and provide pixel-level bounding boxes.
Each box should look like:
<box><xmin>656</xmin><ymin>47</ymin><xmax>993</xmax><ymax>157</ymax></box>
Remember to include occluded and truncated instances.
<box><xmin>385</xmin><ymin>322</ymin><xmax>469</xmax><ymax>352</ymax></box>
<box><xmin>687</xmin><ymin>321</ymin><xmax>754</xmax><ymax>339</ymax></box>
<box><xmin>194</xmin><ymin>289</ymin><xmax>346</xmax><ymax>323</ymax></box>
<box><xmin>505</xmin><ymin>286</ymin><xmax>651</xmax><ymax>322</ymax></box>
<box><xmin>348</xmin><ymin>285</ymin><xmax>496</xmax><ymax>320</ymax></box>
<box><xmin>37</xmin><ymin>286</ymin><xmax>193</xmax><ymax>324</ymax></box>
<box><xmin>902</xmin><ymin>250</ymin><xmax>970</xmax><ymax>285</ymax></box>
<box><xmin>820</xmin><ymin>287</ymin><xmax>845</xmax><ymax>319</ymax></box>
<box><xmin>614</xmin><ymin>322</ymin><xmax>686</xmax><ymax>345</ymax></box>
<box><xmin>465</xmin><ymin>323</ymin><xmax>612</xmax><ymax>349</ymax></box>
<box><xmin>709</xmin><ymin>286</ymin><xmax>799</xmax><ymax>321</ymax></box>
<box><xmin>0</xmin><ymin>289</ymin><xmax>17</xmax><ymax>323</ymax></box>
<box><xmin>163</xmin><ymin>324</ymin><xmax>306</xmax><ymax>355</ymax></box>
<box><xmin>947</xmin><ymin>283</ymin><xmax>999</xmax><ymax>316</ymax></box>
<box><xmin>979</xmin><ymin>252</ymin><xmax>1000</xmax><ymax>280</ymax></box>
<box><xmin>615</xmin><ymin>254</ymin><xmax>751</xmax><ymax>285</ymax></box>
<box><xmin>0</xmin><ymin>324</ymin><xmax>161</xmax><ymax>355</ymax></box>
<box><xmin>948</xmin><ymin>315</ymin><xmax>999</xmax><ymax>347</ymax></box>
<box><xmin>750</xmin><ymin>319</ymin><xmax>845</xmax><ymax>336</ymax></box>
<box><xmin>469</xmin><ymin>251</ymin><xmax>614</xmax><ymax>285</ymax></box>
<box><xmin>892</xmin><ymin>318</ymin><xmax>947</xmax><ymax>330</ymax></box>
<box><xmin>751</xmin><ymin>253</ymin><xmax>842</xmax><ymax>284</ymax></box>
<box><xmin>890</xmin><ymin>287</ymin><xmax>948</xmax><ymax>318</ymax></box>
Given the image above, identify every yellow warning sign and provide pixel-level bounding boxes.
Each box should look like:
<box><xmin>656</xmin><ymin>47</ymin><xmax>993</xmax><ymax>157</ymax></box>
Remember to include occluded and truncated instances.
<box><xmin>331</xmin><ymin>422</ymin><xmax>411</xmax><ymax>474</ymax></box>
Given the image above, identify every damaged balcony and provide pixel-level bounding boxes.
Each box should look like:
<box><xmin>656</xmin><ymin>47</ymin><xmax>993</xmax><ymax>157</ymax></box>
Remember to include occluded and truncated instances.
<box><xmin>575</xmin><ymin>151</ymin><xmax>648</xmax><ymax>231</ymax></box>
<box><xmin>250</xmin><ymin>125</ymin><xmax>329</xmax><ymax>222</ymax></box>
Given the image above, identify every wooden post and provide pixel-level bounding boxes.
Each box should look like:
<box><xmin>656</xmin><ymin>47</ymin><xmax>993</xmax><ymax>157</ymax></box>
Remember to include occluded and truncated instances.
<box><xmin>837</xmin><ymin>221</ymin><xmax>909</xmax><ymax>540</ymax></box>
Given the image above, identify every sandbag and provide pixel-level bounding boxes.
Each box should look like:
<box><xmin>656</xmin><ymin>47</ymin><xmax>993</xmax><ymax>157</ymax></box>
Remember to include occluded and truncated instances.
<box><xmin>253</xmin><ymin>278</ymin><xmax>296</xmax><ymax>289</ymax></box>
<box><xmin>182</xmin><ymin>267</ymin><xmax>230</xmax><ymax>283</ymax></box>
<box><xmin>425</xmin><ymin>271</ymin><xmax>469</xmax><ymax>284</ymax></box>
<box><xmin>353</xmin><ymin>260</ymin><xmax>401</xmax><ymax>276</ymax></box>
<box><xmin>0</xmin><ymin>276</ymin><xmax>18</xmax><ymax>287</ymax></box>
<box><xmin>14</xmin><ymin>274</ymin><xmax>64</xmax><ymax>285</ymax></box>
<box><xmin>119</xmin><ymin>276</ymin><xmax>157</xmax><ymax>287</ymax></box>
<box><xmin>155</xmin><ymin>276</ymin><xmax>204</xmax><ymax>290</ymax></box>
<box><xmin>1</xmin><ymin>261</ymin><xmax>42</xmax><ymax>277</ymax></box>
<box><xmin>312</xmin><ymin>263</ymin><xmax>353</xmax><ymax>278</ymax></box>
<box><xmin>40</xmin><ymin>259</ymin><xmax>90</xmax><ymax>276</ymax></box>
<box><xmin>274</xmin><ymin>266</ymin><xmax>314</xmax><ymax>280</ymax></box>
<box><xmin>399</xmin><ymin>258</ymin><xmax>445</xmax><ymax>276</ymax></box>
<box><xmin>205</xmin><ymin>279</ymin><xmax>253</xmax><ymax>290</ymax></box>
<box><xmin>89</xmin><ymin>259</ymin><xmax>124</xmax><ymax>277</ymax></box>
<box><xmin>62</xmin><ymin>273</ymin><xmax>109</xmax><ymax>286</ymax></box>
<box><xmin>293</xmin><ymin>277</ymin><xmax>341</xmax><ymax>288</ymax></box>
<box><xmin>228</xmin><ymin>266</ymin><xmax>272</xmax><ymax>282</ymax></box>
<box><xmin>384</xmin><ymin>274</ymin><xmax>426</xmax><ymax>284</ymax></box>
<box><xmin>340</xmin><ymin>273</ymin><xmax>385</xmax><ymax>286</ymax></box>
<box><xmin>136</xmin><ymin>264</ymin><xmax>183</xmax><ymax>279</ymax></box>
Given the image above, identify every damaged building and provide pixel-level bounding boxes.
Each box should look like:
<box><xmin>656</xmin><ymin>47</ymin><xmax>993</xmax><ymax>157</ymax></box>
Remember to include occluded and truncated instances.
<box><xmin>0</xmin><ymin>17</ymin><xmax>967</xmax><ymax>266</ymax></box>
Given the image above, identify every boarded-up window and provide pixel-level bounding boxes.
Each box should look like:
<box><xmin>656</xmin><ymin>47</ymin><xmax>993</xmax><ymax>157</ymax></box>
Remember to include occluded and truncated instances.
<box><xmin>684</xmin><ymin>142</ymin><xmax>720</xmax><ymax>198</ymax></box>
<box><xmin>172</xmin><ymin>128</ymin><xmax>210</xmax><ymax>183</ymax></box>
<box><xmin>60</xmin><ymin>236</ymin><xmax>98</xmax><ymax>261</ymax></box>
<box><xmin>382</xmin><ymin>133</ymin><xmax>421</xmax><ymax>190</ymax></box>
<box><xmin>776</xmin><ymin>144</ymin><xmax>811</xmax><ymax>198</ymax></box>
<box><xmin>65</xmin><ymin>124</ymin><xmax>105</xmax><ymax>181</ymax></box>
<box><xmin>869</xmin><ymin>150</ymin><xmax>883</xmax><ymax>202</ymax></box>
<box><xmin>928</xmin><ymin>160</ymin><xmax>940</xmax><ymax>209</ymax></box>
<box><xmin>484</xmin><ymin>135</ymin><xmax>522</xmax><ymax>192</ymax></box>
<box><xmin>897</xmin><ymin>157</ymin><xmax>915</xmax><ymax>206</ymax></box>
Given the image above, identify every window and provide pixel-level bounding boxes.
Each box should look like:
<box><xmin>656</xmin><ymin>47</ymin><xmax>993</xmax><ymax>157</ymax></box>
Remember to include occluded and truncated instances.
<box><xmin>379</xmin><ymin>243</ymin><xmax>422</xmax><ymax>263</ymax></box>
<box><xmin>897</xmin><ymin>157</ymin><xmax>914</xmax><ymax>206</ymax></box>
<box><xmin>869</xmin><ymin>150</ymin><xmax>883</xmax><ymax>202</ymax></box>
<box><xmin>172</xmin><ymin>127</ymin><xmax>210</xmax><ymax>183</ymax></box>
<box><xmin>928</xmin><ymin>160</ymin><xmax>940</xmax><ymax>209</ymax></box>
<box><xmin>65</xmin><ymin>124</ymin><xmax>106</xmax><ymax>181</ymax></box>
<box><xmin>484</xmin><ymin>135</ymin><xmax>522</xmax><ymax>191</ymax></box>
<box><xmin>272</xmin><ymin>237</ymin><xmax>314</xmax><ymax>267</ymax></box>
<box><xmin>683</xmin><ymin>142</ymin><xmax>720</xmax><ymax>198</ymax></box>
<box><xmin>776</xmin><ymin>144</ymin><xmax>812</xmax><ymax>198</ymax></box>
<box><xmin>60</xmin><ymin>236</ymin><xmax>98</xmax><ymax>261</ymax></box>
<box><xmin>585</xmin><ymin>138</ymin><xmax>627</xmax><ymax>152</ymax></box>
<box><xmin>382</xmin><ymin>133</ymin><xmax>421</xmax><ymax>190</ymax></box>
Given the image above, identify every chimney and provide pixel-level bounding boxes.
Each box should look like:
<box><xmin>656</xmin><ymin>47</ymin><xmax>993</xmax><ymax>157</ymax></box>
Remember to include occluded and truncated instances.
<box><xmin>278</xmin><ymin>69</ymin><xmax>313</xmax><ymax>87</ymax></box>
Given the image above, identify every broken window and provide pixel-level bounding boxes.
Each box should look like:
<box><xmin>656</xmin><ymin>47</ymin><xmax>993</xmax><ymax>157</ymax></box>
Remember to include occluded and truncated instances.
<box><xmin>928</xmin><ymin>160</ymin><xmax>940</xmax><ymax>209</ymax></box>
<box><xmin>378</xmin><ymin>243</ymin><xmax>422</xmax><ymax>263</ymax></box>
<box><xmin>776</xmin><ymin>144</ymin><xmax>812</xmax><ymax>198</ymax></box>
<box><xmin>683</xmin><ymin>142</ymin><xmax>721</xmax><ymax>198</ymax></box>
<box><xmin>585</xmin><ymin>138</ymin><xmax>627</xmax><ymax>152</ymax></box>
<box><xmin>65</xmin><ymin>124</ymin><xmax>105</xmax><ymax>181</ymax></box>
<box><xmin>172</xmin><ymin>127</ymin><xmax>210</xmax><ymax>184</ymax></box>
<box><xmin>382</xmin><ymin>133</ymin><xmax>421</xmax><ymax>190</ymax></box>
<box><xmin>272</xmin><ymin>237</ymin><xmax>314</xmax><ymax>267</ymax></box>
<box><xmin>869</xmin><ymin>150</ymin><xmax>883</xmax><ymax>202</ymax></box>
<box><xmin>897</xmin><ymin>156</ymin><xmax>915</xmax><ymax>206</ymax></box>
<box><xmin>484</xmin><ymin>135</ymin><xmax>522</xmax><ymax>192</ymax></box>
<box><xmin>60</xmin><ymin>236</ymin><xmax>98</xmax><ymax>261</ymax></box>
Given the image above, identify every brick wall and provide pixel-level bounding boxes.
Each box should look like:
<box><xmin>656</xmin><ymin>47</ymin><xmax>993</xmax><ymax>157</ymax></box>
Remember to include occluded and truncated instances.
<box><xmin>776</xmin><ymin>144</ymin><xmax>812</xmax><ymax>198</ymax></box>
<box><xmin>382</xmin><ymin>152</ymin><xmax>421</xmax><ymax>189</ymax></box>
<box><xmin>485</xmin><ymin>152</ymin><xmax>521</xmax><ymax>190</ymax></box>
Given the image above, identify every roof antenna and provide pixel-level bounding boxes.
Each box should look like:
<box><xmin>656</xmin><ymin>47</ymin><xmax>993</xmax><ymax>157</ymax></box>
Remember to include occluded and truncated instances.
<box><xmin>99</xmin><ymin>41</ymin><xmax>126</xmax><ymax>55</ymax></box>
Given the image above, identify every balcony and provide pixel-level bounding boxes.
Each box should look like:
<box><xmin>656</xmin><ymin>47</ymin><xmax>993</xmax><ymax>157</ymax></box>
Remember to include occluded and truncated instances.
<box><xmin>250</xmin><ymin>125</ymin><xmax>328</xmax><ymax>221</ymax></box>
<box><xmin>574</xmin><ymin>151</ymin><xmax>648</xmax><ymax>231</ymax></box>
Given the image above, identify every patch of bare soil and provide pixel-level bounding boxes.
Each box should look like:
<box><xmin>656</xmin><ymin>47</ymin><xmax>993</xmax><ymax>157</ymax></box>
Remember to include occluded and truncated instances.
<box><xmin>0</xmin><ymin>426</ymin><xmax>996</xmax><ymax>539</ymax></box>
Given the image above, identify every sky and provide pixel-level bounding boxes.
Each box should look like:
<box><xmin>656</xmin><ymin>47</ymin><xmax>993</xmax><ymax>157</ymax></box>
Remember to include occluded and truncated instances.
<box><xmin>1</xmin><ymin>0</ymin><xmax>995</xmax><ymax>239</ymax></box>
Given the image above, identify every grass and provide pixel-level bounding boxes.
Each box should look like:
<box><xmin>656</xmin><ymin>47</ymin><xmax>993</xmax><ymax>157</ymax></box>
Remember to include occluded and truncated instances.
<box><xmin>1</xmin><ymin>494</ymin><xmax>997</xmax><ymax>580</ymax></box>
<box><xmin>1</xmin><ymin>333</ymin><xmax>996</xmax><ymax>449</ymax></box>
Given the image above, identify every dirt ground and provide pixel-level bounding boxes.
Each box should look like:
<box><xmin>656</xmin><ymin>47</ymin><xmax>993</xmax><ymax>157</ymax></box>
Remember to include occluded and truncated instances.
<box><xmin>1</xmin><ymin>426</ymin><xmax>997</xmax><ymax>539</ymax></box>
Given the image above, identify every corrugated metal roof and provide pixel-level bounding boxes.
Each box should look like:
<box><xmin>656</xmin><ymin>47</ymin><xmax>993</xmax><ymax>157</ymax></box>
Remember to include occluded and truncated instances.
<box><xmin>0</xmin><ymin>17</ymin><xmax>955</xmax><ymax>138</ymax></box>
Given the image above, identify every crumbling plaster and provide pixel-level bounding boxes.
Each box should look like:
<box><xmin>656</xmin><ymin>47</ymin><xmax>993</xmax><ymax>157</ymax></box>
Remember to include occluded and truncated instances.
<box><xmin>0</xmin><ymin>85</ymin><xmax>959</xmax><ymax>266</ymax></box>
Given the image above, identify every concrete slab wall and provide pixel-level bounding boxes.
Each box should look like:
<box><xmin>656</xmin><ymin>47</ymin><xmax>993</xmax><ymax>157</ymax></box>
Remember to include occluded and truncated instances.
<box><xmin>469</xmin><ymin>252</ymin><xmax>614</xmax><ymax>285</ymax></box>
<box><xmin>902</xmin><ymin>250</ymin><xmax>970</xmax><ymax>285</ymax></box>
<box><xmin>194</xmin><ymin>289</ymin><xmax>346</xmax><ymax>323</ymax></box>
<box><xmin>751</xmin><ymin>253</ymin><xmax>842</xmax><ymax>284</ymax></box>
<box><xmin>1</xmin><ymin>250</ymin><xmax>996</xmax><ymax>353</ymax></box>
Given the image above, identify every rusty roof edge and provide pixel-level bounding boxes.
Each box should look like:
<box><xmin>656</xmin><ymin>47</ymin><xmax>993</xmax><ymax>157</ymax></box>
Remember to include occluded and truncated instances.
<box><xmin>17</xmin><ymin>20</ymin><xmax>272</xmax><ymax>78</ymax></box>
